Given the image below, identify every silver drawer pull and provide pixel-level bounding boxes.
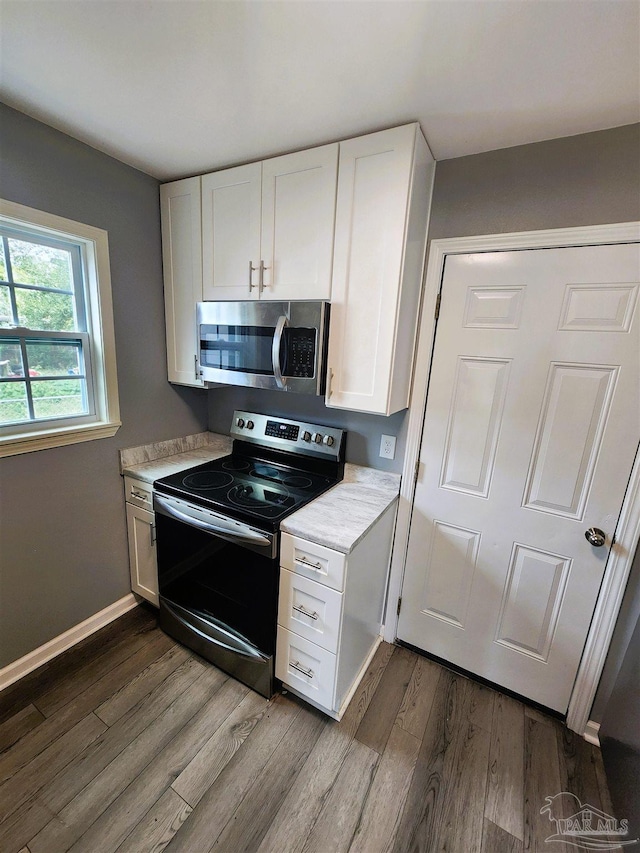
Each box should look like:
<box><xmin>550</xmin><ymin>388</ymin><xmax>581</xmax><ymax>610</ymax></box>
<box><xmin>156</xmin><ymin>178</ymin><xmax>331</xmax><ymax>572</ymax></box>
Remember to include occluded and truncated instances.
<box><xmin>295</xmin><ymin>556</ymin><xmax>323</xmax><ymax>571</ymax></box>
<box><xmin>131</xmin><ymin>489</ymin><xmax>149</xmax><ymax>501</ymax></box>
<box><xmin>290</xmin><ymin>660</ymin><xmax>314</xmax><ymax>678</ymax></box>
<box><xmin>292</xmin><ymin>604</ymin><xmax>319</xmax><ymax>621</ymax></box>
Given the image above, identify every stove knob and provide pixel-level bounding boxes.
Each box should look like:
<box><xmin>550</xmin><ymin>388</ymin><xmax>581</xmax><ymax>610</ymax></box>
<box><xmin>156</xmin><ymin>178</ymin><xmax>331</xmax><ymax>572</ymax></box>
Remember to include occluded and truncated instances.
<box><xmin>301</xmin><ymin>431</ymin><xmax>312</xmax><ymax>442</ymax></box>
<box><xmin>323</xmin><ymin>435</ymin><xmax>335</xmax><ymax>447</ymax></box>
<box><xmin>236</xmin><ymin>418</ymin><xmax>245</xmax><ymax>428</ymax></box>
<box><xmin>246</xmin><ymin>420</ymin><xmax>254</xmax><ymax>430</ymax></box>
<box><xmin>313</xmin><ymin>432</ymin><xmax>323</xmax><ymax>444</ymax></box>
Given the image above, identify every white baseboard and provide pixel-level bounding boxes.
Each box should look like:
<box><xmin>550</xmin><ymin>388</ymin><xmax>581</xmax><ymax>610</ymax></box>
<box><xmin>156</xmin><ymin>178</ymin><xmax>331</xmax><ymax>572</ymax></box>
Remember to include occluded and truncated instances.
<box><xmin>0</xmin><ymin>594</ymin><xmax>139</xmax><ymax>692</ymax></box>
<box><xmin>583</xmin><ymin>720</ymin><xmax>601</xmax><ymax>747</ymax></box>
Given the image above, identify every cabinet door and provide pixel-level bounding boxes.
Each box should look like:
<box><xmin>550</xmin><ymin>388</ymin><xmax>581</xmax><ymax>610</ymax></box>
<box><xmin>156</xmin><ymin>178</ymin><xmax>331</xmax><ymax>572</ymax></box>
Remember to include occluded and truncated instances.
<box><xmin>202</xmin><ymin>162</ymin><xmax>262</xmax><ymax>301</ymax></box>
<box><xmin>160</xmin><ymin>177</ymin><xmax>205</xmax><ymax>386</ymax></box>
<box><xmin>126</xmin><ymin>503</ymin><xmax>158</xmax><ymax>607</ymax></box>
<box><xmin>260</xmin><ymin>144</ymin><xmax>338</xmax><ymax>301</ymax></box>
<box><xmin>326</xmin><ymin>125</ymin><xmax>419</xmax><ymax>414</ymax></box>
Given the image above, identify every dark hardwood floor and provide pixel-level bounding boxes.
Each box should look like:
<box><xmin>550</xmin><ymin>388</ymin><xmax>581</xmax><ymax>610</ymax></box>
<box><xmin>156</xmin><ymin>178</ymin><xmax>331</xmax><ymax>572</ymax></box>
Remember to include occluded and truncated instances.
<box><xmin>0</xmin><ymin>605</ymin><xmax>619</xmax><ymax>853</ymax></box>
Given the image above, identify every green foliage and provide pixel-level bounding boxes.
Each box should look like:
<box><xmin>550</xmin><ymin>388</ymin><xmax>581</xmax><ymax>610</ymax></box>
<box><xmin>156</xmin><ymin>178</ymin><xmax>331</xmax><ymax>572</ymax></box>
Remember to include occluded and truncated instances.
<box><xmin>3</xmin><ymin>238</ymin><xmax>76</xmax><ymax>331</ymax></box>
<box><xmin>17</xmin><ymin>289</ymin><xmax>75</xmax><ymax>332</ymax></box>
<box><xmin>0</xmin><ymin>379</ymin><xmax>84</xmax><ymax>425</ymax></box>
<box><xmin>9</xmin><ymin>238</ymin><xmax>72</xmax><ymax>290</ymax></box>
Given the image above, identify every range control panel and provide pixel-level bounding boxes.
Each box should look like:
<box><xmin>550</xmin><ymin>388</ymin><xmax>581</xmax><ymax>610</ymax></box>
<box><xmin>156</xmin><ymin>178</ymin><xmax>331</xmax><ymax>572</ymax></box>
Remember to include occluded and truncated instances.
<box><xmin>230</xmin><ymin>411</ymin><xmax>345</xmax><ymax>460</ymax></box>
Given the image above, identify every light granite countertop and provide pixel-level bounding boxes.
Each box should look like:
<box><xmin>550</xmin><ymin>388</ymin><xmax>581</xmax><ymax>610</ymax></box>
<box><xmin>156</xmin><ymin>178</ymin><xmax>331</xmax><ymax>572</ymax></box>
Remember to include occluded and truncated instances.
<box><xmin>281</xmin><ymin>463</ymin><xmax>401</xmax><ymax>554</ymax></box>
<box><xmin>121</xmin><ymin>434</ymin><xmax>401</xmax><ymax>554</ymax></box>
<box><xmin>120</xmin><ymin>432</ymin><xmax>232</xmax><ymax>483</ymax></box>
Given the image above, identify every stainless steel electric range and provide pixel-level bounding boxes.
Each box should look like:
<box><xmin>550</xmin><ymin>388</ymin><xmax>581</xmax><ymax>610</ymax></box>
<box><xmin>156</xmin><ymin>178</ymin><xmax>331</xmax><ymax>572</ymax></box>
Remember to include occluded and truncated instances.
<box><xmin>153</xmin><ymin>411</ymin><xmax>345</xmax><ymax>698</ymax></box>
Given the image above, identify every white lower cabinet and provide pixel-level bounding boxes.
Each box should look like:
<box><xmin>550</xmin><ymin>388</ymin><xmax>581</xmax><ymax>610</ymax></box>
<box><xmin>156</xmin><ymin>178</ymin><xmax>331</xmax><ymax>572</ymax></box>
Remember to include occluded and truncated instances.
<box><xmin>124</xmin><ymin>477</ymin><xmax>159</xmax><ymax>607</ymax></box>
<box><xmin>276</xmin><ymin>504</ymin><xmax>396</xmax><ymax>719</ymax></box>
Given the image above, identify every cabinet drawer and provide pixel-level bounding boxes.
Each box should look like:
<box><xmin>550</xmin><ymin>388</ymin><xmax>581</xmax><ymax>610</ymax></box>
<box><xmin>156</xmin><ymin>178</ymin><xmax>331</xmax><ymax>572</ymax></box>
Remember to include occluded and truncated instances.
<box><xmin>124</xmin><ymin>476</ymin><xmax>153</xmax><ymax>511</ymax></box>
<box><xmin>276</xmin><ymin>628</ymin><xmax>336</xmax><ymax>711</ymax></box>
<box><xmin>278</xmin><ymin>569</ymin><xmax>342</xmax><ymax>653</ymax></box>
<box><xmin>281</xmin><ymin>533</ymin><xmax>346</xmax><ymax>592</ymax></box>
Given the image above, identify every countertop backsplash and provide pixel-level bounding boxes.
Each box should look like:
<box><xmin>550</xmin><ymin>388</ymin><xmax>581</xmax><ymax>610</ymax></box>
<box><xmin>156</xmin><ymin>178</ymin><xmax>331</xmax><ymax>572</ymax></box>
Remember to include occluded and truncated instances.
<box><xmin>120</xmin><ymin>431</ymin><xmax>231</xmax><ymax>472</ymax></box>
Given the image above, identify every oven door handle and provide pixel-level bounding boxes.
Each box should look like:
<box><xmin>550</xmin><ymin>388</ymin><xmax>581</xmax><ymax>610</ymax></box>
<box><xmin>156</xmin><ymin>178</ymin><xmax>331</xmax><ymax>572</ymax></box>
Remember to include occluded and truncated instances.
<box><xmin>162</xmin><ymin>599</ymin><xmax>269</xmax><ymax>662</ymax></box>
<box><xmin>272</xmin><ymin>314</ymin><xmax>288</xmax><ymax>389</ymax></box>
<box><xmin>154</xmin><ymin>494</ymin><xmax>271</xmax><ymax>547</ymax></box>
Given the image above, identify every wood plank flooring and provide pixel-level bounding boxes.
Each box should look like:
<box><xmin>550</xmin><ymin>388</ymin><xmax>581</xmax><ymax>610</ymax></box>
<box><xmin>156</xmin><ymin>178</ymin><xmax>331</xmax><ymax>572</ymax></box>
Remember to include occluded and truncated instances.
<box><xmin>0</xmin><ymin>605</ymin><xmax>618</xmax><ymax>853</ymax></box>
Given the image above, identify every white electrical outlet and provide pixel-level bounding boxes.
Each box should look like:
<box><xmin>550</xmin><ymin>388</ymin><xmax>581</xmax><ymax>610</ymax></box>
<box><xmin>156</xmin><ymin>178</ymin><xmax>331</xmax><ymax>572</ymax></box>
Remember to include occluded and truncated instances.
<box><xmin>380</xmin><ymin>434</ymin><xmax>396</xmax><ymax>460</ymax></box>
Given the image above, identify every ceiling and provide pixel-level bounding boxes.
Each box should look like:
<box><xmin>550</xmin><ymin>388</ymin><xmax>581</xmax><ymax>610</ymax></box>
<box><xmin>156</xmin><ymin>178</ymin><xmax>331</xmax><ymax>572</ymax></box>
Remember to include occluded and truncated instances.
<box><xmin>0</xmin><ymin>0</ymin><xmax>638</xmax><ymax>181</ymax></box>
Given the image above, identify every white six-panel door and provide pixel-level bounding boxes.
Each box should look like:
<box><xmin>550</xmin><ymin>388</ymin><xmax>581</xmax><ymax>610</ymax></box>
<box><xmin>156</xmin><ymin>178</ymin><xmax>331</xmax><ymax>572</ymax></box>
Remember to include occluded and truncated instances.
<box><xmin>397</xmin><ymin>244</ymin><xmax>639</xmax><ymax>712</ymax></box>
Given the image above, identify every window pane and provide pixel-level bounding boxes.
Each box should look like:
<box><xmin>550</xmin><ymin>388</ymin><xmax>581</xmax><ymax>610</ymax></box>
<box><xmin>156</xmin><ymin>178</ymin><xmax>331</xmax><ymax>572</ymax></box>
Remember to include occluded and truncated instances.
<box><xmin>8</xmin><ymin>238</ymin><xmax>73</xmax><ymax>291</ymax></box>
<box><xmin>15</xmin><ymin>288</ymin><xmax>76</xmax><ymax>331</ymax></box>
<box><xmin>0</xmin><ymin>285</ymin><xmax>14</xmax><ymax>327</ymax></box>
<box><xmin>32</xmin><ymin>379</ymin><xmax>86</xmax><ymax>418</ymax></box>
<box><xmin>0</xmin><ymin>340</ymin><xmax>23</xmax><ymax>377</ymax></box>
<box><xmin>0</xmin><ymin>381</ymin><xmax>28</xmax><ymax>424</ymax></box>
<box><xmin>0</xmin><ymin>242</ymin><xmax>7</xmax><ymax>281</ymax></box>
<box><xmin>25</xmin><ymin>340</ymin><xmax>83</xmax><ymax>377</ymax></box>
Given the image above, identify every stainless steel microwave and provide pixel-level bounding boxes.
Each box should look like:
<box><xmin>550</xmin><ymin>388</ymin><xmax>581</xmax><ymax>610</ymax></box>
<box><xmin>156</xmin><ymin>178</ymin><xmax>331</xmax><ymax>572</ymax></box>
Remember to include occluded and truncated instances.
<box><xmin>196</xmin><ymin>300</ymin><xmax>330</xmax><ymax>394</ymax></box>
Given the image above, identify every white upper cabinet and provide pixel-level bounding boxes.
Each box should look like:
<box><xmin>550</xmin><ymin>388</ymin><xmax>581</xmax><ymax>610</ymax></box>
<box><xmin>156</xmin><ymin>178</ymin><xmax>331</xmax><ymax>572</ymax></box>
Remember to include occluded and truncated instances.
<box><xmin>160</xmin><ymin>176</ymin><xmax>205</xmax><ymax>387</ymax></box>
<box><xmin>160</xmin><ymin>127</ymin><xmax>433</xmax><ymax>395</ymax></box>
<box><xmin>326</xmin><ymin>124</ymin><xmax>434</xmax><ymax>415</ymax></box>
<box><xmin>202</xmin><ymin>144</ymin><xmax>338</xmax><ymax>301</ymax></box>
<box><xmin>201</xmin><ymin>162</ymin><xmax>262</xmax><ymax>301</ymax></box>
<box><xmin>260</xmin><ymin>145</ymin><xmax>338</xmax><ymax>300</ymax></box>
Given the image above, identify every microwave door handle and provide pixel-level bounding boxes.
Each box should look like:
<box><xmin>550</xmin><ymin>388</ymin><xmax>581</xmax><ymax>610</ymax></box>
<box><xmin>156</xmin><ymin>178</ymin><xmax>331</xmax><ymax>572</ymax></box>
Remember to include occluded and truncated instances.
<box><xmin>272</xmin><ymin>314</ymin><xmax>288</xmax><ymax>389</ymax></box>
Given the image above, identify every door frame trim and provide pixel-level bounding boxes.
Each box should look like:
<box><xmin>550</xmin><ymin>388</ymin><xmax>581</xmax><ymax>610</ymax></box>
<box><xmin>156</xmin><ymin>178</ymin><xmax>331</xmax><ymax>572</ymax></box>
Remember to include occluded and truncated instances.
<box><xmin>385</xmin><ymin>221</ymin><xmax>640</xmax><ymax>736</ymax></box>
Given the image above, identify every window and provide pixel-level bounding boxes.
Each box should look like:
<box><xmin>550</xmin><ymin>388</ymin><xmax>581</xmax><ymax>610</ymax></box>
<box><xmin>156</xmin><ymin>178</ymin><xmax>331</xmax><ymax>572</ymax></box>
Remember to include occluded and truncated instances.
<box><xmin>0</xmin><ymin>200</ymin><xmax>120</xmax><ymax>456</ymax></box>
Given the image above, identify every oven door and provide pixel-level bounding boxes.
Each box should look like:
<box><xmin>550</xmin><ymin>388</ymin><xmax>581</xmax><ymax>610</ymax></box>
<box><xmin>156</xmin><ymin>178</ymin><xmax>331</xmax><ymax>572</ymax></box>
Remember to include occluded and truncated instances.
<box><xmin>154</xmin><ymin>493</ymin><xmax>279</xmax><ymax>698</ymax></box>
<box><xmin>197</xmin><ymin>300</ymin><xmax>329</xmax><ymax>394</ymax></box>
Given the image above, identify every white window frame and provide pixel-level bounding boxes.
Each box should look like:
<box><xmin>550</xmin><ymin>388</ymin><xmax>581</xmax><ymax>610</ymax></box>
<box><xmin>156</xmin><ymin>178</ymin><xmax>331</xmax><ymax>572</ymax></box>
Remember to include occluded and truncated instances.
<box><xmin>0</xmin><ymin>199</ymin><xmax>120</xmax><ymax>457</ymax></box>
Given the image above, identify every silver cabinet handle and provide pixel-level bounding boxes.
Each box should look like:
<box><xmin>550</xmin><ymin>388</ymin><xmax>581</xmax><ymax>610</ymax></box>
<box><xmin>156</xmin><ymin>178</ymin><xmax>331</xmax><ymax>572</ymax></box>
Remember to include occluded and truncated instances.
<box><xmin>149</xmin><ymin>521</ymin><xmax>156</xmax><ymax>546</ymax></box>
<box><xmin>272</xmin><ymin>314</ymin><xmax>288</xmax><ymax>389</ymax></box>
<box><xmin>295</xmin><ymin>556</ymin><xmax>323</xmax><ymax>571</ymax></box>
<box><xmin>259</xmin><ymin>259</ymin><xmax>270</xmax><ymax>292</ymax></box>
<box><xmin>292</xmin><ymin>603</ymin><xmax>319</xmax><ymax>621</ymax></box>
<box><xmin>249</xmin><ymin>261</ymin><xmax>258</xmax><ymax>291</ymax></box>
<box><xmin>290</xmin><ymin>660</ymin><xmax>314</xmax><ymax>678</ymax></box>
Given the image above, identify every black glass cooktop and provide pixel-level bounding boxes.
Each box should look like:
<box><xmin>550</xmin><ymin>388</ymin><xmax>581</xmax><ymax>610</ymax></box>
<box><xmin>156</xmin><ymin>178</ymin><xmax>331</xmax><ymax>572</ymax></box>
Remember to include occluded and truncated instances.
<box><xmin>154</xmin><ymin>450</ymin><xmax>340</xmax><ymax>528</ymax></box>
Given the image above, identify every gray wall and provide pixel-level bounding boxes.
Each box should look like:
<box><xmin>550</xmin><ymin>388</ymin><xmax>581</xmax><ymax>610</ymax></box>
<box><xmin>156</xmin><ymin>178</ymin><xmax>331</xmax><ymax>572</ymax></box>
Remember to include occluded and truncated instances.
<box><xmin>0</xmin><ymin>104</ymin><xmax>208</xmax><ymax>668</ymax></box>
<box><xmin>207</xmin><ymin>387</ymin><xmax>407</xmax><ymax>472</ymax></box>
<box><xmin>428</xmin><ymin>123</ymin><xmax>640</xmax><ymax>239</ymax></box>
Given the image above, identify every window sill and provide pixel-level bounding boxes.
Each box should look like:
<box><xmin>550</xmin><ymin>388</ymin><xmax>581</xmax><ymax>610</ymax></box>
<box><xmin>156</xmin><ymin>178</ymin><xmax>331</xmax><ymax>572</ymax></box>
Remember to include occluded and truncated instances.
<box><xmin>0</xmin><ymin>419</ymin><xmax>121</xmax><ymax>458</ymax></box>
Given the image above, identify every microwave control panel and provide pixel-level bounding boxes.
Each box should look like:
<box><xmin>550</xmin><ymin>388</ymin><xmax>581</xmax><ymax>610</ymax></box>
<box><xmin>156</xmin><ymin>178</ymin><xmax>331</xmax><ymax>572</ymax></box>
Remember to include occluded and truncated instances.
<box><xmin>284</xmin><ymin>328</ymin><xmax>316</xmax><ymax>378</ymax></box>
